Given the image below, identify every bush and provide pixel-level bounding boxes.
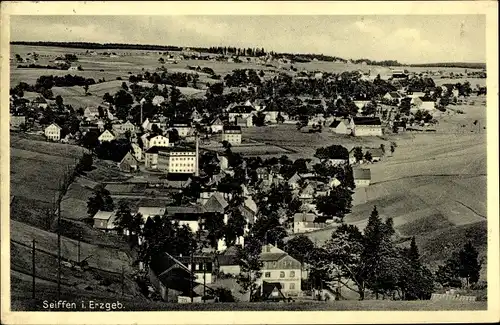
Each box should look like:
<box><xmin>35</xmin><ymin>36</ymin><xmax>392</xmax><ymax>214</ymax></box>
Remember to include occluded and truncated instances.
<box><xmin>213</xmin><ymin>287</ymin><xmax>235</xmax><ymax>302</ymax></box>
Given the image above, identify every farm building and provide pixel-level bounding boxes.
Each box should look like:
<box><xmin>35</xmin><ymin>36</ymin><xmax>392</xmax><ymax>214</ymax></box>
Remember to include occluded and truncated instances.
<box><xmin>138</xmin><ymin>207</ymin><xmax>166</xmax><ymax>222</ymax></box>
<box><xmin>257</xmin><ymin>244</ymin><xmax>302</xmax><ymax>298</ymax></box>
<box><xmin>98</xmin><ymin>130</ymin><xmax>115</xmax><ymax>143</ymax></box>
<box><xmin>84</xmin><ymin>106</ymin><xmax>100</xmax><ymax>120</ymax></box>
<box><xmin>176</xmin><ymin>255</ymin><xmax>215</xmax><ymax>285</ymax></box>
<box><xmin>328</xmin><ymin>119</ymin><xmax>351</xmax><ymax>135</ymax></box>
<box><xmin>44</xmin><ymin>123</ymin><xmax>61</xmax><ymax>141</ymax></box>
<box><xmin>148</xmin><ymin>252</ymin><xmax>203</xmax><ymax>302</ymax></box>
<box><xmin>93</xmin><ymin>210</ymin><xmax>118</xmax><ymax>233</ymax></box>
<box><xmin>221</xmin><ymin>125</ymin><xmax>242</xmax><ymax>145</ymax></box>
<box><xmin>209</xmin><ymin>117</ymin><xmax>224</xmax><ymax>133</ymax></box>
<box><xmin>353</xmin><ymin>168</ymin><xmax>371</xmax><ymax>187</ymax></box>
<box><xmin>293</xmin><ymin>212</ymin><xmax>327</xmax><ymax>234</ymax></box>
<box><xmin>365</xmin><ymin>148</ymin><xmax>385</xmax><ymax>162</ymax></box>
<box><xmin>119</xmin><ymin>151</ymin><xmax>139</xmax><ymax>172</ymax></box>
<box><xmin>352</xmin><ymin>117</ymin><xmax>383</xmax><ymax>137</ymax></box>
<box><xmin>10</xmin><ymin>115</ymin><xmax>26</xmax><ymax>129</ymax></box>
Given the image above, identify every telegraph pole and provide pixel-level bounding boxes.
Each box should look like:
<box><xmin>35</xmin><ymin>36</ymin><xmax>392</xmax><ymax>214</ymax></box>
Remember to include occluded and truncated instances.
<box><xmin>57</xmin><ymin>180</ymin><xmax>62</xmax><ymax>300</ymax></box>
<box><xmin>32</xmin><ymin>239</ymin><xmax>36</xmax><ymax>299</ymax></box>
<box><xmin>190</xmin><ymin>250</ymin><xmax>194</xmax><ymax>303</ymax></box>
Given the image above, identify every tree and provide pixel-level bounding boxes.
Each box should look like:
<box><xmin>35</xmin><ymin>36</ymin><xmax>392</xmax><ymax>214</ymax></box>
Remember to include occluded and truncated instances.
<box><xmin>121</xmin><ymin>82</ymin><xmax>129</xmax><ymax>91</ymax></box>
<box><xmin>168</xmin><ymin>128</ymin><xmax>180</xmax><ymax>144</ymax></box>
<box><xmin>285</xmin><ymin>235</ymin><xmax>315</xmax><ymax>265</ymax></box>
<box><xmin>314</xmin><ymin>186</ymin><xmax>354</xmax><ymax>220</ymax></box>
<box><xmin>236</xmin><ymin>235</ymin><xmax>263</xmax><ymax>302</ymax></box>
<box><xmin>380</xmin><ymin>144</ymin><xmax>385</xmax><ymax>154</ymax></box>
<box><xmin>353</xmin><ymin>147</ymin><xmax>363</xmax><ymax>163</ymax></box>
<box><xmin>201</xmin><ymin>212</ymin><xmax>225</xmax><ymax>249</ymax></box>
<box><xmin>87</xmin><ymin>187</ymin><xmax>114</xmax><ymax>216</ymax></box>
<box><xmin>83</xmin><ymin>83</ymin><xmax>89</xmax><ymax>95</ymax></box>
<box><xmin>114</xmin><ymin>201</ymin><xmax>134</xmax><ymax>235</ymax></box>
<box><xmin>224</xmin><ymin>207</ymin><xmax>247</xmax><ymax>247</ymax></box>
<box><xmin>364</xmin><ymin>151</ymin><xmax>373</xmax><ymax>162</ymax></box>
<box><xmin>55</xmin><ymin>95</ymin><xmax>64</xmax><ymax>108</ymax></box>
<box><xmin>390</xmin><ymin>144</ymin><xmax>395</xmax><ymax>154</ymax></box>
<box><xmin>252</xmin><ymin>112</ymin><xmax>266</xmax><ymax>127</ymax></box>
<box><xmin>314</xmin><ymin>145</ymin><xmax>349</xmax><ymax>161</ymax></box>
<box><xmin>103</xmin><ymin>92</ymin><xmax>114</xmax><ymax>104</ymax></box>
<box><xmin>458</xmin><ymin>241</ymin><xmax>481</xmax><ymax>287</ymax></box>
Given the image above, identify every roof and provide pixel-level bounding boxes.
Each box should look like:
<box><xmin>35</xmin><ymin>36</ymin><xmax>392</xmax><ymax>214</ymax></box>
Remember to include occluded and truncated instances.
<box><xmin>203</xmin><ymin>193</ymin><xmax>229</xmax><ymax>213</ymax></box>
<box><xmin>46</xmin><ymin>123</ymin><xmax>61</xmax><ymax>130</ymax></box>
<box><xmin>353</xmin><ymin>168</ymin><xmax>371</xmax><ymax>180</ymax></box>
<box><xmin>158</xmin><ymin>146</ymin><xmax>195</xmax><ymax>154</ymax></box>
<box><xmin>260</xmin><ymin>253</ymin><xmax>288</xmax><ymax>262</ymax></box>
<box><xmin>166</xmin><ymin>205</ymin><xmax>206</xmax><ymax>215</ymax></box>
<box><xmin>293</xmin><ymin>212</ymin><xmax>317</xmax><ymax>223</ymax></box>
<box><xmin>120</xmin><ymin>151</ymin><xmax>138</xmax><ymax>164</ymax></box>
<box><xmin>33</xmin><ymin>97</ymin><xmax>47</xmax><ymax>103</ymax></box>
<box><xmin>176</xmin><ymin>255</ymin><xmax>214</xmax><ymax>265</ymax></box>
<box><xmin>171</xmin><ymin>120</ymin><xmax>192</xmax><ymax>127</ymax></box>
<box><xmin>223</xmin><ymin>125</ymin><xmax>242</xmax><ymax>132</ymax></box>
<box><xmin>262</xmin><ymin>282</ymin><xmax>287</xmax><ymax>300</ymax></box>
<box><xmin>329</xmin><ymin>121</ymin><xmax>341</xmax><ymax>128</ymax></box>
<box><xmin>353</xmin><ymin>117</ymin><xmax>381</xmax><ymax>126</ymax></box>
<box><xmin>229</xmin><ymin>106</ymin><xmax>254</xmax><ymax>114</ymax></box>
<box><xmin>138</xmin><ymin>207</ymin><xmax>166</xmax><ymax>217</ymax></box>
<box><xmin>419</xmin><ymin>97</ymin><xmax>435</xmax><ymax>102</ymax></box>
<box><xmin>387</xmin><ymin>91</ymin><xmax>402</xmax><ymax>98</ymax></box>
<box><xmin>93</xmin><ymin>211</ymin><xmax>115</xmax><ymax>220</ymax></box>
<box><xmin>366</xmin><ymin>148</ymin><xmax>384</xmax><ymax>157</ymax></box>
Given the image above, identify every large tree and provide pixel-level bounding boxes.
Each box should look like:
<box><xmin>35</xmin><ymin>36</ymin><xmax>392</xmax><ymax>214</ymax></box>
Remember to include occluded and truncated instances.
<box><xmin>236</xmin><ymin>235</ymin><xmax>263</xmax><ymax>302</ymax></box>
<box><xmin>87</xmin><ymin>186</ymin><xmax>114</xmax><ymax>216</ymax></box>
<box><xmin>314</xmin><ymin>186</ymin><xmax>354</xmax><ymax>220</ymax></box>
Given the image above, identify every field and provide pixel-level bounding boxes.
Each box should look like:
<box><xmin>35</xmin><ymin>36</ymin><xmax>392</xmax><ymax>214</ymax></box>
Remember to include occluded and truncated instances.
<box><xmin>289</xmin><ymin>102</ymin><xmax>488</xmax><ymax>277</ymax></box>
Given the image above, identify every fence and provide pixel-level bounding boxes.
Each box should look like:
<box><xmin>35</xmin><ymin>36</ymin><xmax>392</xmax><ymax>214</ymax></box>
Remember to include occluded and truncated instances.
<box><xmin>430</xmin><ymin>293</ymin><xmax>477</xmax><ymax>302</ymax></box>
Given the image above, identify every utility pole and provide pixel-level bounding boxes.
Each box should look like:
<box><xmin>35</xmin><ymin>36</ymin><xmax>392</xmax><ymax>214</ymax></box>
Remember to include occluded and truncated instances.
<box><xmin>190</xmin><ymin>250</ymin><xmax>194</xmax><ymax>303</ymax></box>
<box><xmin>121</xmin><ymin>265</ymin><xmax>124</xmax><ymax>297</ymax></box>
<box><xmin>32</xmin><ymin>239</ymin><xmax>36</xmax><ymax>299</ymax></box>
<box><xmin>57</xmin><ymin>180</ymin><xmax>62</xmax><ymax>300</ymax></box>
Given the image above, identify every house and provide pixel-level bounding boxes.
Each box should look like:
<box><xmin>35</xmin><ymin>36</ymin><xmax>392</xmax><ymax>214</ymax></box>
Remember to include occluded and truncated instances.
<box><xmin>131</xmin><ymin>143</ymin><xmax>143</xmax><ymax>161</ymax></box>
<box><xmin>68</xmin><ymin>66</ymin><xmax>79</xmax><ymax>71</ymax></box>
<box><xmin>147</xmin><ymin>134</ymin><xmax>170</xmax><ymax>150</ymax></box>
<box><xmin>170</xmin><ymin>121</ymin><xmax>193</xmax><ymax>138</ymax></box>
<box><xmin>298</xmin><ymin>184</ymin><xmax>315</xmax><ymax>203</ymax></box>
<box><xmin>10</xmin><ymin>115</ymin><xmax>26</xmax><ymax>129</ymax></box>
<box><xmin>258</xmin><ymin>244</ymin><xmax>302</xmax><ymax>297</ymax></box>
<box><xmin>138</xmin><ymin>207</ymin><xmax>166</xmax><ymax>222</ymax></box>
<box><xmin>157</xmin><ymin>147</ymin><xmax>197</xmax><ymax>174</ymax></box>
<box><xmin>353</xmin><ymin>100</ymin><xmax>371</xmax><ymax>110</ymax></box>
<box><xmin>152</xmin><ymin>95</ymin><xmax>166</xmax><ymax>106</ymax></box>
<box><xmin>145</xmin><ymin>146</ymin><xmax>161</xmax><ymax>169</ymax></box>
<box><xmin>33</xmin><ymin>97</ymin><xmax>48</xmax><ymax>109</ymax></box>
<box><xmin>410</xmin><ymin>97</ymin><xmax>423</xmax><ymax>108</ymax></box>
<box><xmin>419</xmin><ymin>98</ymin><xmax>436</xmax><ymax>112</ymax></box>
<box><xmin>84</xmin><ymin>106</ymin><xmax>100</xmax><ymax>120</ymax></box>
<box><xmin>191</xmin><ymin>109</ymin><xmax>203</xmax><ymax>123</ymax></box>
<box><xmin>165</xmin><ymin>205</ymin><xmax>206</xmax><ymax>233</ymax></box>
<box><xmin>119</xmin><ymin>151</ymin><xmax>139</xmax><ymax>172</ymax></box>
<box><xmin>44</xmin><ymin>123</ymin><xmax>61</xmax><ymax>141</ymax></box>
<box><xmin>98</xmin><ymin>130</ymin><xmax>115</xmax><ymax>143</ymax></box>
<box><xmin>93</xmin><ymin>210</ymin><xmax>118</xmax><ymax>233</ymax></box>
<box><xmin>221</xmin><ymin>125</ymin><xmax>242</xmax><ymax>145</ymax></box>
<box><xmin>352</xmin><ymin>117</ymin><xmax>383</xmax><ymax>137</ymax></box>
<box><xmin>202</xmin><ymin>193</ymin><xmax>229</xmax><ymax>214</ymax></box>
<box><xmin>383</xmin><ymin>91</ymin><xmax>404</xmax><ymax>103</ymax></box>
<box><xmin>293</xmin><ymin>212</ymin><xmax>327</xmax><ymax>233</ymax></box>
<box><xmin>228</xmin><ymin>105</ymin><xmax>255</xmax><ymax>122</ymax></box>
<box><xmin>142</xmin><ymin>118</ymin><xmax>168</xmax><ymax>133</ymax></box>
<box><xmin>148</xmin><ymin>252</ymin><xmax>200</xmax><ymax>302</ymax></box>
<box><xmin>287</xmin><ymin>173</ymin><xmax>302</xmax><ymax>190</ymax></box>
<box><xmin>328</xmin><ymin>120</ymin><xmax>350</xmax><ymax>135</ymax></box>
<box><xmin>176</xmin><ymin>255</ymin><xmax>215</xmax><ymax>284</ymax></box>
<box><xmin>353</xmin><ymin>168</ymin><xmax>371</xmax><ymax>187</ymax></box>
<box><xmin>217</xmin><ymin>246</ymin><xmax>240</xmax><ymax>276</ymax></box>
<box><xmin>112</xmin><ymin>120</ymin><xmax>136</xmax><ymax>134</ymax></box>
<box><xmin>210</xmin><ymin>117</ymin><xmax>224</xmax><ymax>133</ymax></box>
<box><xmin>327</xmin><ymin>158</ymin><xmax>348</xmax><ymax>166</ymax></box>
<box><xmin>365</xmin><ymin>148</ymin><xmax>384</xmax><ymax>162</ymax></box>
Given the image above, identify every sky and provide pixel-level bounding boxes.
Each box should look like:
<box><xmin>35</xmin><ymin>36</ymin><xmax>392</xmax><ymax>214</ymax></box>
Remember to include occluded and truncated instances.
<box><xmin>10</xmin><ymin>15</ymin><xmax>486</xmax><ymax>64</ymax></box>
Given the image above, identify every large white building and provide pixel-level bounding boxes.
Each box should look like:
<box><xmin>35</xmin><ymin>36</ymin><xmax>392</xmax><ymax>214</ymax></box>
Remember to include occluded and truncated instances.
<box><xmin>98</xmin><ymin>130</ymin><xmax>116</xmax><ymax>143</ymax></box>
<box><xmin>221</xmin><ymin>125</ymin><xmax>242</xmax><ymax>145</ymax></box>
<box><xmin>44</xmin><ymin>123</ymin><xmax>61</xmax><ymax>141</ymax></box>
<box><xmin>141</xmin><ymin>134</ymin><xmax>170</xmax><ymax>151</ymax></box>
<box><xmin>352</xmin><ymin>117</ymin><xmax>383</xmax><ymax>137</ymax></box>
<box><xmin>145</xmin><ymin>146</ymin><xmax>197</xmax><ymax>174</ymax></box>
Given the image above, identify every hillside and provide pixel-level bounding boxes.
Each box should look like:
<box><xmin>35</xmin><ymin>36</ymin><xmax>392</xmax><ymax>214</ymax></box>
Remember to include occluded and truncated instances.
<box><xmin>294</xmin><ymin>102</ymin><xmax>488</xmax><ymax>278</ymax></box>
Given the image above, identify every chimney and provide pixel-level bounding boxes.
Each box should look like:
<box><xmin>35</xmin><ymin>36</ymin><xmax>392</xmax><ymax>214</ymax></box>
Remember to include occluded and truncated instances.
<box><xmin>195</xmin><ymin>133</ymin><xmax>199</xmax><ymax>177</ymax></box>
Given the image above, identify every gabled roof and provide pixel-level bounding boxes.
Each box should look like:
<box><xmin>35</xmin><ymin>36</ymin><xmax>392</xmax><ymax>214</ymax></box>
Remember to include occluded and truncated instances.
<box><xmin>203</xmin><ymin>193</ymin><xmax>229</xmax><ymax>213</ymax></box>
<box><xmin>353</xmin><ymin>168</ymin><xmax>371</xmax><ymax>180</ymax></box>
<box><xmin>387</xmin><ymin>91</ymin><xmax>402</xmax><ymax>98</ymax></box>
<box><xmin>120</xmin><ymin>151</ymin><xmax>138</xmax><ymax>164</ymax></box>
<box><xmin>93</xmin><ymin>210</ymin><xmax>115</xmax><ymax>220</ymax></box>
<box><xmin>353</xmin><ymin>117</ymin><xmax>381</xmax><ymax>126</ymax></box>
<box><xmin>46</xmin><ymin>123</ymin><xmax>62</xmax><ymax>130</ymax></box>
<box><xmin>366</xmin><ymin>148</ymin><xmax>384</xmax><ymax>157</ymax></box>
<box><xmin>223</xmin><ymin>125</ymin><xmax>242</xmax><ymax>132</ymax></box>
<box><xmin>138</xmin><ymin>207</ymin><xmax>166</xmax><ymax>218</ymax></box>
<box><xmin>329</xmin><ymin>120</ymin><xmax>341</xmax><ymax>128</ymax></box>
<box><xmin>229</xmin><ymin>106</ymin><xmax>255</xmax><ymax>114</ymax></box>
<box><xmin>99</xmin><ymin>129</ymin><xmax>115</xmax><ymax>137</ymax></box>
<box><xmin>260</xmin><ymin>253</ymin><xmax>288</xmax><ymax>262</ymax></box>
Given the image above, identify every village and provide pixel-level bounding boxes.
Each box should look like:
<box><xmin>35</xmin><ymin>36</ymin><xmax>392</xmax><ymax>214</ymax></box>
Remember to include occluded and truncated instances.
<box><xmin>9</xmin><ymin>42</ymin><xmax>488</xmax><ymax>307</ymax></box>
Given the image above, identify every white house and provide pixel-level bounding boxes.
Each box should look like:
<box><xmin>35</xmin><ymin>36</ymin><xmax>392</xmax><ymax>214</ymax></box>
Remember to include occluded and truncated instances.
<box><xmin>170</xmin><ymin>121</ymin><xmax>193</xmax><ymax>138</ymax></box>
<box><xmin>419</xmin><ymin>98</ymin><xmax>436</xmax><ymax>112</ymax></box>
<box><xmin>84</xmin><ymin>106</ymin><xmax>100</xmax><ymax>120</ymax></box>
<box><xmin>383</xmin><ymin>92</ymin><xmax>404</xmax><ymax>103</ymax></box>
<box><xmin>352</xmin><ymin>117</ymin><xmax>383</xmax><ymax>137</ymax></box>
<box><xmin>44</xmin><ymin>123</ymin><xmax>61</xmax><ymax>141</ymax></box>
<box><xmin>293</xmin><ymin>212</ymin><xmax>326</xmax><ymax>233</ymax></box>
<box><xmin>221</xmin><ymin>125</ymin><xmax>242</xmax><ymax>145</ymax></box>
<box><xmin>328</xmin><ymin>120</ymin><xmax>351</xmax><ymax>134</ymax></box>
<box><xmin>148</xmin><ymin>135</ymin><xmax>170</xmax><ymax>148</ymax></box>
<box><xmin>112</xmin><ymin>120</ymin><xmax>136</xmax><ymax>134</ymax></box>
<box><xmin>131</xmin><ymin>143</ymin><xmax>143</xmax><ymax>161</ymax></box>
<box><xmin>98</xmin><ymin>130</ymin><xmax>115</xmax><ymax>143</ymax></box>
<box><xmin>353</xmin><ymin>168</ymin><xmax>371</xmax><ymax>187</ymax></box>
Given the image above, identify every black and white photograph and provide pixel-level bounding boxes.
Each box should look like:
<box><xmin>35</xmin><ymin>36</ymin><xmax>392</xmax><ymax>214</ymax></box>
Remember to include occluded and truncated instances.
<box><xmin>1</xmin><ymin>1</ymin><xmax>498</xmax><ymax>324</ymax></box>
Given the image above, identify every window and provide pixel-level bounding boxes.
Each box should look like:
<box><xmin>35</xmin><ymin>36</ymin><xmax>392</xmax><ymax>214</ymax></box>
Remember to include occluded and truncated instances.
<box><xmin>290</xmin><ymin>271</ymin><xmax>295</xmax><ymax>278</ymax></box>
<box><xmin>265</xmin><ymin>272</ymin><xmax>271</xmax><ymax>278</ymax></box>
<box><xmin>195</xmin><ymin>264</ymin><xmax>200</xmax><ymax>271</ymax></box>
<box><xmin>289</xmin><ymin>283</ymin><xmax>295</xmax><ymax>290</ymax></box>
<box><xmin>280</xmin><ymin>271</ymin><xmax>285</xmax><ymax>278</ymax></box>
